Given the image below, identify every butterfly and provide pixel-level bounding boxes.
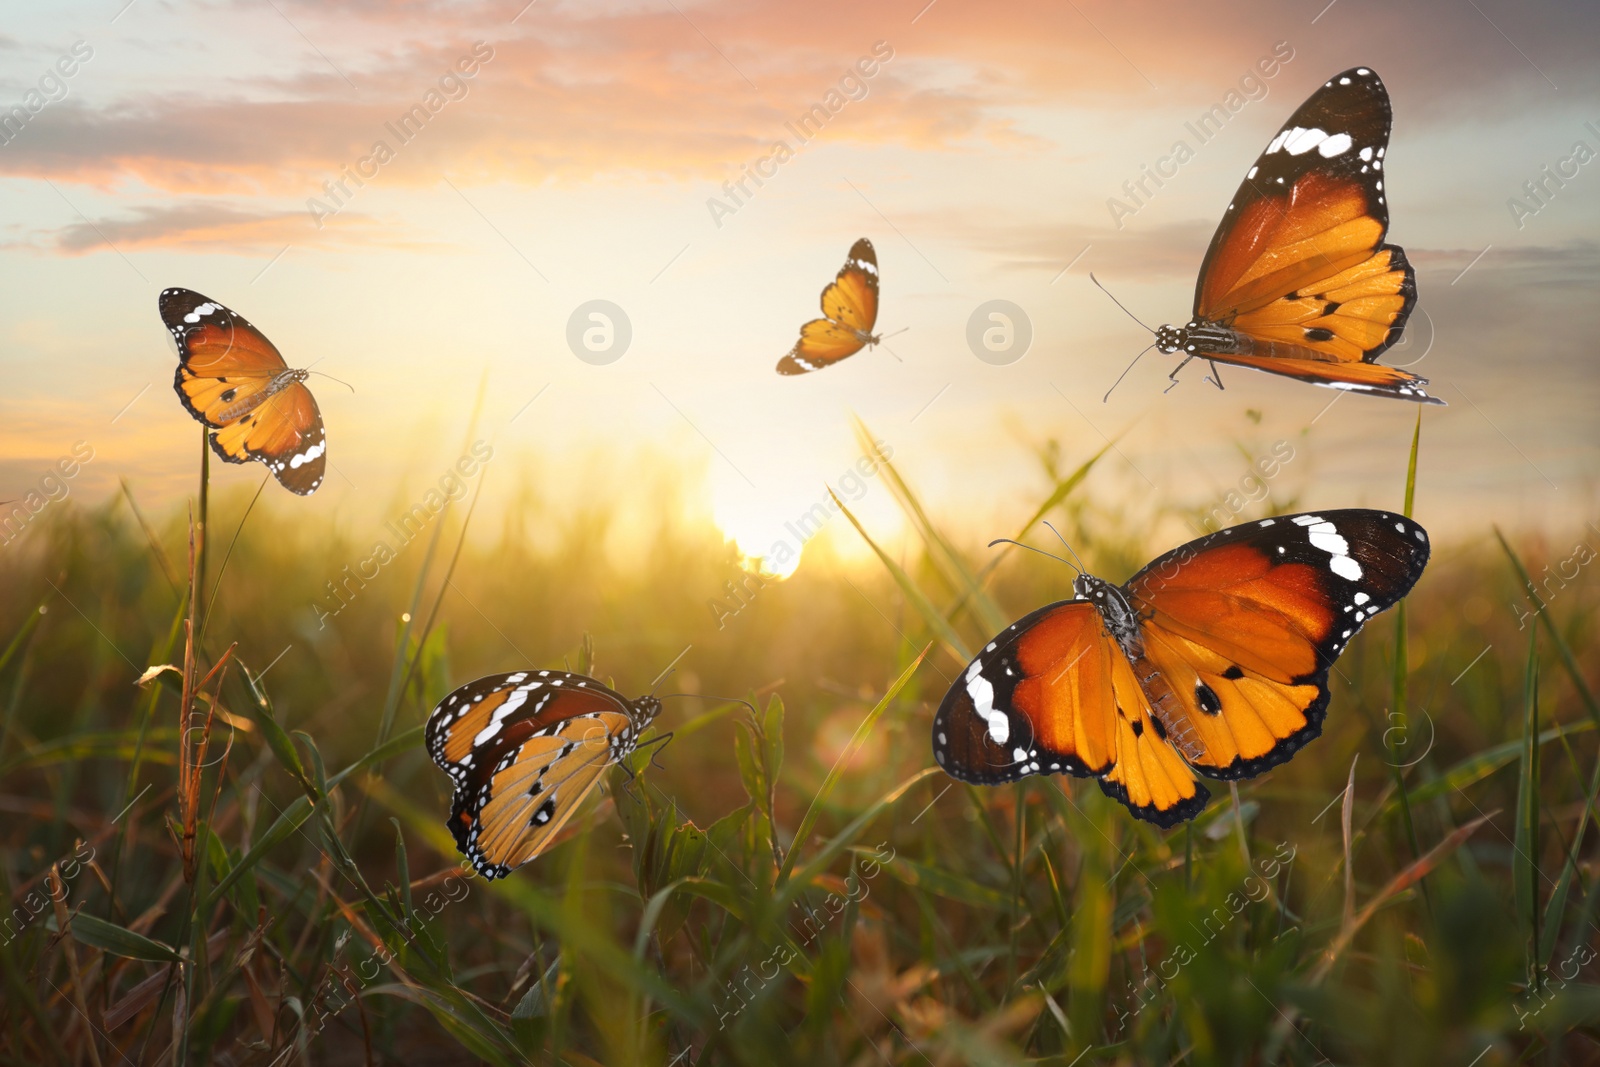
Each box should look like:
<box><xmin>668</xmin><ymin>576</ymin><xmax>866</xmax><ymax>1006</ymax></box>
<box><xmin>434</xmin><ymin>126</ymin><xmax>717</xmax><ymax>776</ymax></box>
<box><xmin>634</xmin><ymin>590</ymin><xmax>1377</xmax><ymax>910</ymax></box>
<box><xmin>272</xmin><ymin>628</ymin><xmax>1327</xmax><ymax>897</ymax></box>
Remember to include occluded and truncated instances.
<box><xmin>425</xmin><ymin>670</ymin><xmax>662</xmax><ymax>879</ymax></box>
<box><xmin>159</xmin><ymin>288</ymin><xmax>328</xmax><ymax>495</ymax></box>
<box><xmin>776</xmin><ymin>238</ymin><xmax>882</xmax><ymax>375</ymax></box>
<box><xmin>1151</xmin><ymin>67</ymin><xmax>1442</xmax><ymax>404</ymax></box>
<box><xmin>932</xmin><ymin>509</ymin><xmax>1429</xmax><ymax>825</ymax></box>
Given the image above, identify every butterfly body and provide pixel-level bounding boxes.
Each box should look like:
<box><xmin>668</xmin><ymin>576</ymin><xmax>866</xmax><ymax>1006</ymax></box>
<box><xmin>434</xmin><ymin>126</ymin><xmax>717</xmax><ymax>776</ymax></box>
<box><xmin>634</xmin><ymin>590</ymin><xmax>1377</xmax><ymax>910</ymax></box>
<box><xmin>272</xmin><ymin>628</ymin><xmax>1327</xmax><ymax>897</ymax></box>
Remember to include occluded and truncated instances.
<box><xmin>159</xmin><ymin>288</ymin><xmax>328</xmax><ymax>494</ymax></box>
<box><xmin>425</xmin><ymin>670</ymin><xmax>661</xmax><ymax>879</ymax></box>
<box><xmin>213</xmin><ymin>368</ymin><xmax>310</xmax><ymax>424</ymax></box>
<box><xmin>1153</xmin><ymin>67</ymin><xmax>1441</xmax><ymax>404</ymax></box>
<box><xmin>776</xmin><ymin>237</ymin><xmax>882</xmax><ymax>375</ymax></box>
<box><xmin>934</xmin><ymin>509</ymin><xmax>1430</xmax><ymax>825</ymax></box>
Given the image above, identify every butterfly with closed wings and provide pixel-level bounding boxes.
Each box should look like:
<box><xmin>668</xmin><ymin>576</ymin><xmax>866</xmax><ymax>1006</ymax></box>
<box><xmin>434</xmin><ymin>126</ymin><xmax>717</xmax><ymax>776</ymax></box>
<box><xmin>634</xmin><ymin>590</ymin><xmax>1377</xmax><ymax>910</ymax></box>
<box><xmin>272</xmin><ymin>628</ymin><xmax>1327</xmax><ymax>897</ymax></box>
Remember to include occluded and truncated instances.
<box><xmin>1147</xmin><ymin>67</ymin><xmax>1442</xmax><ymax>403</ymax></box>
<box><xmin>159</xmin><ymin>288</ymin><xmax>328</xmax><ymax>495</ymax></box>
<box><xmin>933</xmin><ymin>509</ymin><xmax>1429</xmax><ymax>825</ymax></box>
<box><xmin>426</xmin><ymin>670</ymin><xmax>662</xmax><ymax>879</ymax></box>
<box><xmin>776</xmin><ymin>238</ymin><xmax>884</xmax><ymax>375</ymax></box>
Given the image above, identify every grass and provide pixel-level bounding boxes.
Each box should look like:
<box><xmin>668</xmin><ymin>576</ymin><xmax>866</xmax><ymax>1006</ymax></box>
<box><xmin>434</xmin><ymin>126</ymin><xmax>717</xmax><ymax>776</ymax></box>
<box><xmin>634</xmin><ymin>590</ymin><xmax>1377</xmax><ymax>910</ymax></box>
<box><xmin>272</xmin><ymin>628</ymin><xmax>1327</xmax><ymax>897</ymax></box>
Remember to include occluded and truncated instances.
<box><xmin>0</xmin><ymin>421</ymin><xmax>1597</xmax><ymax>1066</ymax></box>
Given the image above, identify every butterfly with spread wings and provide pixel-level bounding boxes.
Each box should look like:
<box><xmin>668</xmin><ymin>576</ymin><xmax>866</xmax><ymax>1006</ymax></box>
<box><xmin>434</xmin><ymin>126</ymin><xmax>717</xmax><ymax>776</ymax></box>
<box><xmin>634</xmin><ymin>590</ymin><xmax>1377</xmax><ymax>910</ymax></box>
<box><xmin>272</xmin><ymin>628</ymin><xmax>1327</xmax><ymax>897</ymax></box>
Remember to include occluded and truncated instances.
<box><xmin>776</xmin><ymin>238</ymin><xmax>883</xmax><ymax>375</ymax></box>
<box><xmin>159</xmin><ymin>288</ymin><xmax>327</xmax><ymax>495</ymax></box>
<box><xmin>933</xmin><ymin>509</ymin><xmax>1429</xmax><ymax>825</ymax></box>
<box><xmin>1150</xmin><ymin>67</ymin><xmax>1441</xmax><ymax>404</ymax></box>
<box><xmin>426</xmin><ymin>670</ymin><xmax>662</xmax><ymax>879</ymax></box>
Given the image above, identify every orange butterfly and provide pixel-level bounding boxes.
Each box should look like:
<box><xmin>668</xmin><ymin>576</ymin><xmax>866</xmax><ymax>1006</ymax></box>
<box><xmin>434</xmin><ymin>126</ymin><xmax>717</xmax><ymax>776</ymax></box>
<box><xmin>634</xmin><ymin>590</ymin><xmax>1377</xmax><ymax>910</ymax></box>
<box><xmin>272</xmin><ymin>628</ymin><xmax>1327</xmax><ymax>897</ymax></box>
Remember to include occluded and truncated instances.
<box><xmin>426</xmin><ymin>670</ymin><xmax>661</xmax><ymax>879</ymax></box>
<box><xmin>776</xmin><ymin>238</ymin><xmax>882</xmax><ymax>375</ymax></box>
<box><xmin>160</xmin><ymin>288</ymin><xmax>327</xmax><ymax>495</ymax></box>
<box><xmin>1152</xmin><ymin>68</ymin><xmax>1441</xmax><ymax>403</ymax></box>
<box><xmin>933</xmin><ymin>509</ymin><xmax>1429</xmax><ymax>824</ymax></box>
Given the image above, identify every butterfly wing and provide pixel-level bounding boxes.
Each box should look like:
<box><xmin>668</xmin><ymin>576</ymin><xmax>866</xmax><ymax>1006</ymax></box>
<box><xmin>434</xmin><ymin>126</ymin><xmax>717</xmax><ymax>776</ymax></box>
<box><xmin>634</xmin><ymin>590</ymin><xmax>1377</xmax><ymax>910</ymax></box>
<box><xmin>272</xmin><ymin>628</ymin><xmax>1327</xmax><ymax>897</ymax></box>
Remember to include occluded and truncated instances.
<box><xmin>1190</xmin><ymin>68</ymin><xmax>1437</xmax><ymax>402</ymax></box>
<box><xmin>1123</xmin><ymin>509</ymin><xmax>1430</xmax><ymax>780</ymax></box>
<box><xmin>776</xmin><ymin>238</ymin><xmax>880</xmax><ymax>375</ymax></box>
<box><xmin>159</xmin><ymin>288</ymin><xmax>327</xmax><ymax>494</ymax></box>
<box><xmin>425</xmin><ymin>671</ymin><xmax>655</xmax><ymax>879</ymax></box>
<box><xmin>932</xmin><ymin>600</ymin><xmax>1209</xmax><ymax>825</ymax></box>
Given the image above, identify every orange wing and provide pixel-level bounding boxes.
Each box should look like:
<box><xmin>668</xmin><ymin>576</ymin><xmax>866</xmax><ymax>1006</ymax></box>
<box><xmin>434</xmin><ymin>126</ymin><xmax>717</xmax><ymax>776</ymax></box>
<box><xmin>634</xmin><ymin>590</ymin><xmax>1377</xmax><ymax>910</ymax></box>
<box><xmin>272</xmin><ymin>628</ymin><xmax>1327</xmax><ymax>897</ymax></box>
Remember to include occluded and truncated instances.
<box><xmin>425</xmin><ymin>671</ymin><xmax>661</xmax><ymax>879</ymax></box>
<box><xmin>1187</xmin><ymin>68</ymin><xmax>1439</xmax><ymax>403</ymax></box>
<box><xmin>160</xmin><ymin>288</ymin><xmax>328</xmax><ymax>495</ymax></box>
<box><xmin>1124</xmin><ymin>509</ymin><xmax>1430</xmax><ymax>779</ymax></box>
<box><xmin>933</xmin><ymin>600</ymin><xmax>1209</xmax><ymax>825</ymax></box>
<box><xmin>776</xmin><ymin>238</ymin><xmax>880</xmax><ymax>375</ymax></box>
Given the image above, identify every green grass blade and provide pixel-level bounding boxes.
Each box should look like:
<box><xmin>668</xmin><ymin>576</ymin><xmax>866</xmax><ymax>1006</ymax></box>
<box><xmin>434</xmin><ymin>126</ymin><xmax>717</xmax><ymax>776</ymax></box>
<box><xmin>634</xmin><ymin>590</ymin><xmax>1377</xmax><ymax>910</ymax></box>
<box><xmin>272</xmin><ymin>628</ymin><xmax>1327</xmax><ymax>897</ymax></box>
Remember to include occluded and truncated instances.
<box><xmin>58</xmin><ymin>912</ymin><xmax>181</xmax><ymax>962</ymax></box>
<box><xmin>776</xmin><ymin>646</ymin><xmax>929</xmax><ymax>889</ymax></box>
<box><xmin>1515</xmin><ymin>627</ymin><xmax>1540</xmax><ymax>990</ymax></box>
<box><xmin>1495</xmin><ymin>528</ymin><xmax>1600</xmax><ymax>728</ymax></box>
<box><xmin>1390</xmin><ymin>409</ymin><xmax>1426</xmax><ymax>896</ymax></box>
<box><xmin>832</xmin><ymin>490</ymin><xmax>971</xmax><ymax>661</ymax></box>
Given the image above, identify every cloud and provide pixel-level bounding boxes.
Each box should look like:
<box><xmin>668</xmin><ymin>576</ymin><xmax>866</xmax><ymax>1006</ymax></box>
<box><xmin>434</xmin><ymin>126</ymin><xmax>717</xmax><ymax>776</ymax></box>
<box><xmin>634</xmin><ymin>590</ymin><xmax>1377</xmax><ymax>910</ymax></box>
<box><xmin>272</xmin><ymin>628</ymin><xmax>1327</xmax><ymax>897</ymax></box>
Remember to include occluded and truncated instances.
<box><xmin>0</xmin><ymin>0</ymin><xmax>1594</xmax><ymax>224</ymax></box>
<box><xmin>3</xmin><ymin>201</ymin><xmax>397</xmax><ymax>255</ymax></box>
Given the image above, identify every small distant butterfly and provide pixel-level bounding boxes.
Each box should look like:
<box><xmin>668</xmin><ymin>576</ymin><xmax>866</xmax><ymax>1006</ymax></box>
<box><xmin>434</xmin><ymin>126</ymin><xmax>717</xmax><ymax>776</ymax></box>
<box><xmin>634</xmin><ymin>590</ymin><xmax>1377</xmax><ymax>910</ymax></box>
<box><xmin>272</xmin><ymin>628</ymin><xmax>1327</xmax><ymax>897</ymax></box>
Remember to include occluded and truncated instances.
<box><xmin>159</xmin><ymin>288</ymin><xmax>328</xmax><ymax>494</ymax></box>
<box><xmin>776</xmin><ymin>238</ymin><xmax>882</xmax><ymax>375</ymax></box>
<box><xmin>933</xmin><ymin>509</ymin><xmax>1430</xmax><ymax>825</ymax></box>
<box><xmin>1152</xmin><ymin>67</ymin><xmax>1442</xmax><ymax>403</ymax></box>
<box><xmin>425</xmin><ymin>670</ymin><xmax>662</xmax><ymax>879</ymax></box>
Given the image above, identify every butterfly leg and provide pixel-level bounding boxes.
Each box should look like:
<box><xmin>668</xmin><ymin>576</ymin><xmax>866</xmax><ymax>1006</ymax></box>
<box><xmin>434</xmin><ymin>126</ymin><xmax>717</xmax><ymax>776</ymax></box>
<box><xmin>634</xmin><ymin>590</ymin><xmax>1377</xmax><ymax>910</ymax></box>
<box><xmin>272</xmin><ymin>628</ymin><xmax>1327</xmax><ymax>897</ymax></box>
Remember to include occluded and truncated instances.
<box><xmin>1203</xmin><ymin>360</ymin><xmax>1225</xmax><ymax>390</ymax></box>
<box><xmin>1164</xmin><ymin>356</ymin><xmax>1195</xmax><ymax>393</ymax></box>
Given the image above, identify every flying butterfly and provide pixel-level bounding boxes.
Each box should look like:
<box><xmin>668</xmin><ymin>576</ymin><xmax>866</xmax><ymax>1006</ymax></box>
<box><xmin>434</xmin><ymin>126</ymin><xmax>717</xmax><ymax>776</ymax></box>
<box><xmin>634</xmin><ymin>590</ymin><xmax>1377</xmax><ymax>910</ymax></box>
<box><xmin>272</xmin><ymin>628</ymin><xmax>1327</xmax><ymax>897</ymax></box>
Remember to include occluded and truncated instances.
<box><xmin>425</xmin><ymin>670</ymin><xmax>662</xmax><ymax>879</ymax></box>
<box><xmin>776</xmin><ymin>238</ymin><xmax>883</xmax><ymax>375</ymax></box>
<box><xmin>159</xmin><ymin>288</ymin><xmax>328</xmax><ymax>494</ymax></box>
<box><xmin>932</xmin><ymin>509</ymin><xmax>1429</xmax><ymax>825</ymax></box>
<box><xmin>1144</xmin><ymin>67</ymin><xmax>1442</xmax><ymax>403</ymax></box>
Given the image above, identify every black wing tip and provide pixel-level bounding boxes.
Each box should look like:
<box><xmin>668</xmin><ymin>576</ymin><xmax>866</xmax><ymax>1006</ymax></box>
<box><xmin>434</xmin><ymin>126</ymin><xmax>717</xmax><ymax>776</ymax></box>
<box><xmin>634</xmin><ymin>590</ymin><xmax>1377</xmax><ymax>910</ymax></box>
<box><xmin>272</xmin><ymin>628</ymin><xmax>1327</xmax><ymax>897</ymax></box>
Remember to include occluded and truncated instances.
<box><xmin>1098</xmin><ymin>777</ymin><xmax>1213</xmax><ymax>828</ymax></box>
<box><xmin>848</xmin><ymin>237</ymin><xmax>876</xmax><ymax>262</ymax></box>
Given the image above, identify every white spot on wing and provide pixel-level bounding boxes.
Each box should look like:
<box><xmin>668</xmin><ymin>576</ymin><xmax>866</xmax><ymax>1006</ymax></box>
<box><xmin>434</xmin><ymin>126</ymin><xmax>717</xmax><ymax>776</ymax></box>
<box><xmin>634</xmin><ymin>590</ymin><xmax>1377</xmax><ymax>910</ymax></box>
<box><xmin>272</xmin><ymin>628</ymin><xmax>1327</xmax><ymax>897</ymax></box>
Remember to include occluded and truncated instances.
<box><xmin>965</xmin><ymin>658</ymin><xmax>1008</xmax><ymax>745</ymax></box>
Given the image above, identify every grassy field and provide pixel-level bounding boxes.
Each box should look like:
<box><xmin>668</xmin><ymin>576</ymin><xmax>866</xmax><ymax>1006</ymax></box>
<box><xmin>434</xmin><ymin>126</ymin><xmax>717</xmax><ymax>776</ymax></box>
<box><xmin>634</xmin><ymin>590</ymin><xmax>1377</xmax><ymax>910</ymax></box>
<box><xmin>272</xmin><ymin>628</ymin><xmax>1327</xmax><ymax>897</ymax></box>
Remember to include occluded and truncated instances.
<box><xmin>1</xmin><ymin>421</ymin><xmax>1597</xmax><ymax>1066</ymax></box>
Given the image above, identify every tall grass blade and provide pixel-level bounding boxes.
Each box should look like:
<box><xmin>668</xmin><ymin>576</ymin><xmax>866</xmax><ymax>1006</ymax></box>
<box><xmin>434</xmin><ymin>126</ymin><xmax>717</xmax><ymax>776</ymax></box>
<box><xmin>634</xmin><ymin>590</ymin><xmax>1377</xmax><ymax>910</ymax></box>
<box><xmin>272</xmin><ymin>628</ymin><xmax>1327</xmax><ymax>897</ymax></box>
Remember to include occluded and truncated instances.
<box><xmin>832</xmin><ymin>490</ymin><xmax>970</xmax><ymax>660</ymax></box>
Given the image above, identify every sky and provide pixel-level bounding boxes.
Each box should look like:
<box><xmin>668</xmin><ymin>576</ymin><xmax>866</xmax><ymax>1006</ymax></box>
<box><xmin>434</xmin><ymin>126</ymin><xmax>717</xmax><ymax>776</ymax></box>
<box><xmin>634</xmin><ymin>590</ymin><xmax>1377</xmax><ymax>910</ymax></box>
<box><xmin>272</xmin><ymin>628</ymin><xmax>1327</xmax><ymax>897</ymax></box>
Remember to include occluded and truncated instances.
<box><xmin>1</xmin><ymin>0</ymin><xmax>1596</xmax><ymax>576</ymax></box>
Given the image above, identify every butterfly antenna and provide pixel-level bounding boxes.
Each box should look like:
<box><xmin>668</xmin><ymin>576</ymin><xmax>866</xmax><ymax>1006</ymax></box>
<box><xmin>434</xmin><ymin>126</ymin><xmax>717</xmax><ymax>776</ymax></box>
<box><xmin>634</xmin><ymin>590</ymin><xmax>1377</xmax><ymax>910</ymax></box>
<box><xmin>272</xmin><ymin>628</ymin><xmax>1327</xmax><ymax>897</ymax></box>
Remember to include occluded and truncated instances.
<box><xmin>879</xmin><ymin>327</ymin><xmax>909</xmax><ymax>339</ymax></box>
<box><xmin>1089</xmin><ymin>273</ymin><xmax>1157</xmax><ymax>335</ymax></box>
<box><xmin>1103</xmin><ymin>342</ymin><xmax>1157</xmax><ymax>403</ymax></box>
<box><xmin>648</xmin><ymin>644</ymin><xmax>693</xmax><ymax>697</ymax></box>
<box><xmin>309</xmin><ymin>370</ymin><xmax>356</xmax><ymax>394</ymax></box>
<box><xmin>1041</xmin><ymin>521</ymin><xmax>1088</xmax><ymax>574</ymax></box>
<box><xmin>987</xmin><ymin>537</ymin><xmax>1080</xmax><ymax>574</ymax></box>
